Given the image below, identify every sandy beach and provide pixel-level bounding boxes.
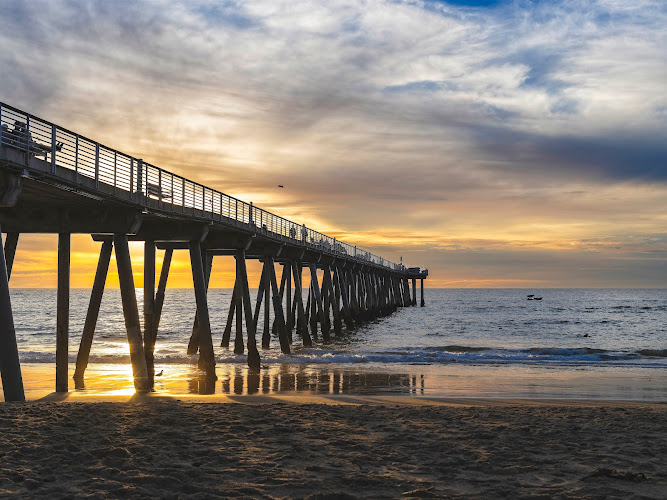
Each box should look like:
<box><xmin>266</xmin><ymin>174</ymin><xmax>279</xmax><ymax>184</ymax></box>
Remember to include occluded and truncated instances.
<box><xmin>1</xmin><ymin>397</ymin><xmax>665</xmax><ymax>499</ymax></box>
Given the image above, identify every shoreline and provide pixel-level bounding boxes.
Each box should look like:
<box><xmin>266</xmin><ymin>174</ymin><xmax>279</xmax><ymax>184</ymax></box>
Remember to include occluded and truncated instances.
<box><xmin>6</xmin><ymin>361</ymin><xmax>667</xmax><ymax>403</ymax></box>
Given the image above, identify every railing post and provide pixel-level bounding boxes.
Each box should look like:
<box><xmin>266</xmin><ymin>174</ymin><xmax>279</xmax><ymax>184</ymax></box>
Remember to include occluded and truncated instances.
<box><xmin>0</xmin><ymin>104</ymin><xmax>3</xmax><ymax>147</ymax></box>
<box><xmin>74</xmin><ymin>135</ymin><xmax>79</xmax><ymax>181</ymax></box>
<box><xmin>50</xmin><ymin>124</ymin><xmax>57</xmax><ymax>174</ymax></box>
<box><xmin>137</xmin><ymin>158</ymin><xmax>143</xmax><ymax>196</ymax></box>
<box><xmin>113</xmin><ymin>151</ymin><xmax>117</xmax><ymax>194</ymax></box>
<box><xmin>24</xmin><ymin>116</ymin><xmax>30</xmax><ymax>165</ymax></box>
<box><xmin>94</xmin><ymin>143</ymin><xmax>100</xmax><ymax>189</ymax></box>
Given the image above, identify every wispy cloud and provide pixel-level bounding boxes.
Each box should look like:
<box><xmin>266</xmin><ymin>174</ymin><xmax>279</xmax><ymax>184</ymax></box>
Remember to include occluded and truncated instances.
<box><xmin>1</xmin><ymin>0</ymin><xmax>665</xmax><ymax>286</ymax></box>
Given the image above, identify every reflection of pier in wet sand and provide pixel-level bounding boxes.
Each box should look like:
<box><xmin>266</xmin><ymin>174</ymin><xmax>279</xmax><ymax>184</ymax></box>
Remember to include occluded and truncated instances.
<box><xmin>188</xmin><ymin>366</ymin><xmax>426</xmax><ymax>396</ymax></box>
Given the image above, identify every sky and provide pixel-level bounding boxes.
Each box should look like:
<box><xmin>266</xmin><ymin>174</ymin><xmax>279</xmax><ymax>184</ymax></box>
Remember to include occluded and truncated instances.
<box><xmin>1</xmin><ymin>0</ymin><xmax>666</xmax><ymax>288</ymax></box>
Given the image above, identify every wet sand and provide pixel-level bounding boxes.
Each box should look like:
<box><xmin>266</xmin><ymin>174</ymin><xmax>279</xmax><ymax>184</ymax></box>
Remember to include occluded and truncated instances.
<box><xmin>1</xmin><ymin>397</ymin><xmax>665</xmax><ymax>499</ymax></box>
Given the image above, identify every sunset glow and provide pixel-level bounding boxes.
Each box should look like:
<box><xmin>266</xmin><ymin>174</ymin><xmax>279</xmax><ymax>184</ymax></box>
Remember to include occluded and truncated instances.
<box><xmin>2</xmin><ymin>0</ymin><xmax>665</xmax><ymax>288</ymax></box>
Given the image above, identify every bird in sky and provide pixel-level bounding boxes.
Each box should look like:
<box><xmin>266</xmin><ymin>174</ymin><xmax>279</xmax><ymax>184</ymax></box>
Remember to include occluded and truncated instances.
<box><xmin>277</xmin><ymin>185</ymin><xmax>284</xmax><ymax>188</ymax></box>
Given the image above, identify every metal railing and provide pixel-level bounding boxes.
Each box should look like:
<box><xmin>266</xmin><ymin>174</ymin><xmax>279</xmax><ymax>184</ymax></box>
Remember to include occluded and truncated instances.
<box><xmin>0</xmin><ymin>102</ymin><xmax>409</xmax><ymax>272</ymax></box>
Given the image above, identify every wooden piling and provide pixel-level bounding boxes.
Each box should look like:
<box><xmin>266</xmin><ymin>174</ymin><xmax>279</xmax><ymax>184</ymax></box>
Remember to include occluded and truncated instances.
<box><xmin>73</xmin><ymin>239</ymin><xmax>112</xmax><ymax>385</ymax></box>
<box><xmin>3</xmin><ymin>232</ymin><xmax>18</xmax><ymax>280</ymax></box>
<box><xmin>189</xmin><ymin>241</ymin><xmax>216</xmax><ymax>379</ymax></box>
<box><xmin>421</xmin><ymin>278</ymin><xmax>425</xmax><ymax>307</ymax></box>
<box><xmin>0</xmin><ymin>227</ymin><xmax>24</xmax><ymax>401</ymax></box>
<box><xmin>56</xmin><ymin>232</ymin><xmax>70</xmax><ymax>393</ymax></box>
<box><xmin>114</xmin><ymin>234</ymin><xmax>150</xmax><ymax>392</ymax></box>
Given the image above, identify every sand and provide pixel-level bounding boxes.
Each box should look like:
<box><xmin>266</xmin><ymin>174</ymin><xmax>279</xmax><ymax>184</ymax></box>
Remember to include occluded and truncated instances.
<box><xmin>0</xmin><ymin>397</ymin><xmax>665</xmax><ymax>499</ymax></box>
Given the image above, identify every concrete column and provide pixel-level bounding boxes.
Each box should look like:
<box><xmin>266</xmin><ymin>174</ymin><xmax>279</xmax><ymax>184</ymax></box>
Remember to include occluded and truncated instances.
<box><xmin>114</xmin><ymin>234</ymin><xmax>149</xmax><ymax>393</ymax></box>
<box><xmin>412</xmin><ymin>278</ymin><xmax>417</xmax><ymax>306</ymax></box>
<box><xmin>234</xmin><ymin>260</ymin><xmax>244</xmax><ymax>354</ymax></box>
<box><xmin>266</xmin><ymin>256</ymin><xmax>290</xmax><ymax>354</ymax></box>
<box><xmin>143</xmin><ymin>240</ymin><xmax>156</xmax><ymax>387</ymax></box>
<box><xmin>189</xmin><ymin>241</ymin><xmax>216</xmax><ymax>379</ymax></box>
<box><xmin>3</xmin><ymin>232</ymin><xmax>18</xmax><ymax>280</ymax></box>
<box><xmin>154</xmin><ymin>248</ymin><xmax>173</xmax><ymax>333</ymax></box>
<box><xmin>309</xmin><ymin>265</ymin><xmax>329</xmax><ymax>342</ymax></box>
<box><xmin>236</xmin><ymin>250</ymin><xmax>261</xmax><ymax>371</ymax></box>
<box><xmin>221</xmin><ymin>275</ymin><xmax>236</xmax><ymax>348</ymax></box>
<box><xmin>74</xmin><ymin>238</ymin><xmax>112</xmax><ymax>385</ymax></box>
<box><xmin>291</xmin><ymin>261</ymin><xmax>312</xmax><ymax>347</ymax></box>
<box><xmin>56</xmin><ymin>232</ymin><xmax>70</xmax><ymax>393</ymax></box>
<box><xmin>285</xmin><ymin>261</ymin><xmax>293</xmax><ymax>332</ymax></box>
<box><xmin>421</xmin><ymin>278</ymin><xmax>425</xmax><ymax>307</ymax></box>
<box><xmin>263</xmin><ymin>259</ymin><xmax>270</xmax><ymax>348</ymax></box>
<box><xmin>0</xmin><ymin>227</ymin><xmax>24</xmax><ymax>401</ymax></box>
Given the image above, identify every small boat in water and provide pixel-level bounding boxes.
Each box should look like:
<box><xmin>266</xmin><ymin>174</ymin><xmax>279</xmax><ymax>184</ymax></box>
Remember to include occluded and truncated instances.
<box><xmin>533</xmin><ymin>297</ymin><xmax>542</xmax><ymax>300</ymax></box>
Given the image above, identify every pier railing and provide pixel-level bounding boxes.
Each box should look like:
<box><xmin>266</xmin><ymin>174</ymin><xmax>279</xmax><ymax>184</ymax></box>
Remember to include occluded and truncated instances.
<box><xmin>0</xmin><ymin>102</ymin><xmax>406</xmax><ymax>271</ymax></box>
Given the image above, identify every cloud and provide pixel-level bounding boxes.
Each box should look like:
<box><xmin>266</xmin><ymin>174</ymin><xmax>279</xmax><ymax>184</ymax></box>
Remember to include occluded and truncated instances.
<box><xmin>1</xmin><ymin>0</ymin><xmax>666</xmax><ymax>286</ymax></box>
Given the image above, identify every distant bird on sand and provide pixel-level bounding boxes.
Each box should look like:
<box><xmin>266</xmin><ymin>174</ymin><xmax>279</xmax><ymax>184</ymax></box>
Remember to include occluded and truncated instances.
<box><xmin>277</xmin><ymin>185</ymin><xmax>284</xmax><ymax>188</ymax></box>
<box><xmin>155</xmin><ymin>370</ymin><xmax>164</xmax><ymax>377</ymax></box>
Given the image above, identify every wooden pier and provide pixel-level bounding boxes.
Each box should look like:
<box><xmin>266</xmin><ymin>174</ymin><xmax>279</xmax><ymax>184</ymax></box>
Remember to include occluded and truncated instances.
<box><xmin>0</xmin><ymin>102</ymin><xmax>428</xmax><ymax>401</ymax></box>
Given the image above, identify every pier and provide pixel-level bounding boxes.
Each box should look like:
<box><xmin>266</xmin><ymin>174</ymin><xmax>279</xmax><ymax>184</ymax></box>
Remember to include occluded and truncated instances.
<box><xmin>0</xmin><ymin>102</ymin><xmax>428</xmax><ymax>401</ymax></box>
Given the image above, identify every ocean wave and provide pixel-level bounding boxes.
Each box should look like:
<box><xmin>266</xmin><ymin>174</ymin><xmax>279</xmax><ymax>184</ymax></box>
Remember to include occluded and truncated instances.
<box><xmin>637</xmin><ymin>349</ymin><xmax>667</xmax><ymax>358</ymax></box>
<box><xmin>16</xmin><ymin>345</ymin><xmax>667</xmax><ymax>367</ymax></box>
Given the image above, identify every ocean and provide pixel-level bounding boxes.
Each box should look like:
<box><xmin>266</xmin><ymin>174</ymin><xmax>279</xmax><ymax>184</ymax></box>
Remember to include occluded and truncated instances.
<box><xmin>8</xmin><ymin>288</ymin><xmax>667</xmax><ymax>400</ymax></box>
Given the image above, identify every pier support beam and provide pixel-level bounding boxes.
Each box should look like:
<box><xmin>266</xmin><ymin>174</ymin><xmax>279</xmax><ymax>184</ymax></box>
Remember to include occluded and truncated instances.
<box><xmin>114</xmin><ymin>234</ymin><xmax>150</xmax><ymax>393</ymax></box>
<box><xmin>267</xmin><ymin>256</ymin><xmax>290</xmax><ymax>354</ymax></box>
<box><xmin>0</xmin><ymin>226</ymin><xmax>24</xmax><ymax>401</ymax></box>
<box><xmin>291</xmin><ymin>261</ymin><xmax>312</xmax><ymax>347</ymax></box>
<box><xmin>56</xmin><ymin>233</ymin><xmax>70</xmax><ymax>393</ymax></box>
<box><xmin>234</xmin><ymin>265</ymin><xmax>244</xmax><ymax>354</ymax></box>
<box><xmin>285</xmin><ymin>261</ymin><xmax>293</xmax><ymax>332</ymax></box>
<box><xmin>144</xmin><ymin>240</ymin><xmax>156</xmax><ymax>387</ymax></box>
<box><xmin>412</xmin><ymin>278</ymin><xmax>417</xmax><ymax>306</ymax></box>
<box><xmin>262</xmin><ymin>259</ymin><xmax>270</xmax><ymax>348</ymax></box>
<box><xmin>309</xmin><ymin>265</ymin><xmax>329</xmax><ymax>342</ymax></box>
<box><xmin>187</xmin><ymin>250</ymin><xmax>213</xmax><ymax>355</ymax></box>
<box><xmin>154</xmin><ymin>248</ymin><xmax>173</xmax><ymax>334</ymax></box>
<box><xmin>189</xmin><ymin>241</ymin><xmax>216</xmax><ymax>379</ymax></box>
<box><xmin>236</xmin><ymin>250</ymin><xmax>261</xmax><ymax>371</ymax></box>
<box><xmin>421</xmin><ymin>278</ymin><xmax>425</xmax><ymax>307</ymax></box>
<box><xmin>3</xmin><ymin>232</ymin><xmax>18</xmax><ymax>280</ymax></box>
<box><xmin>73</xmin><ymin>238</ymin><xmax>113</xmax><ymax>385</ymax></box>
<box><xmin>335</xmin><ymin>266</ymin><xmax>354</xmax><ymax>330</ymax></box>
<box><xmin>221</xmin><ymin>275</ymin><xmax>236</xmax><ymax>348</ymax></box>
